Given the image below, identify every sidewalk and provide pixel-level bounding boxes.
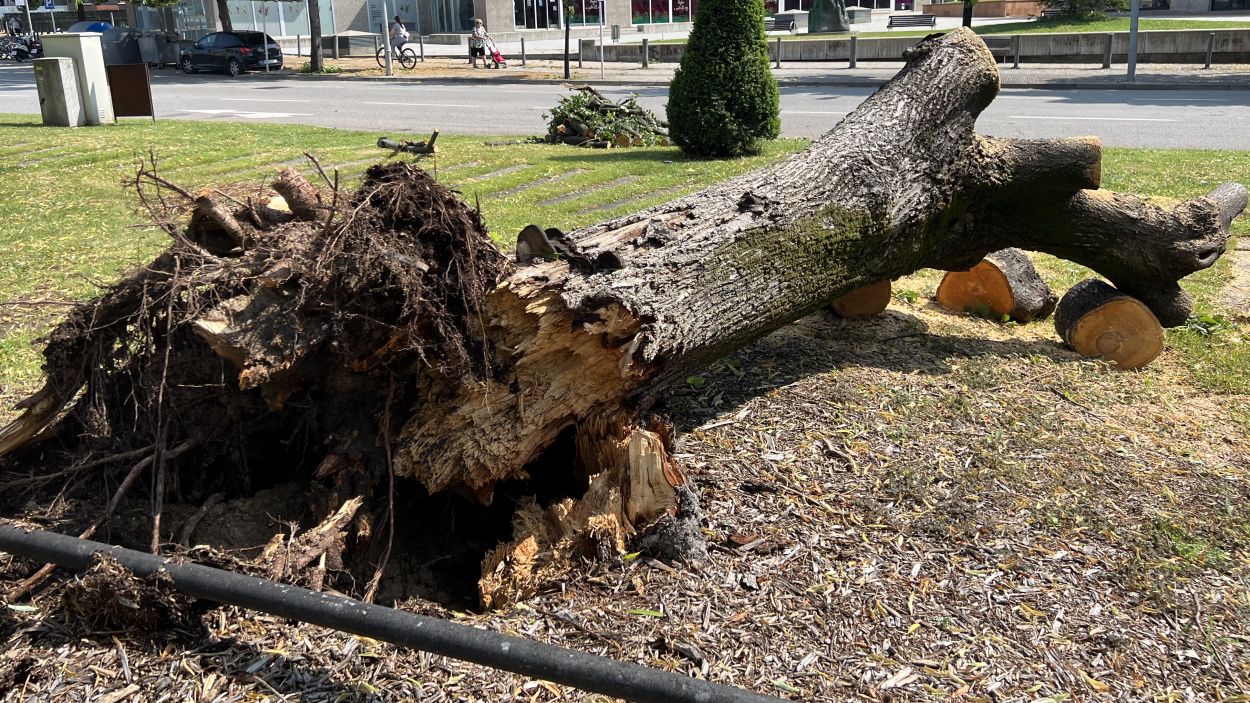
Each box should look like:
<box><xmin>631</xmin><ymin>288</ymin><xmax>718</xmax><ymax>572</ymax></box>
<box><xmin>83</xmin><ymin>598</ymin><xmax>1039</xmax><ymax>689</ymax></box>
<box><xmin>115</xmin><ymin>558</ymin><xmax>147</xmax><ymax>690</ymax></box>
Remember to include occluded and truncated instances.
<box><xmin>294</xmin><ymin>55</ymin><xmax>1250</xmax><ymax>90</ymax></box>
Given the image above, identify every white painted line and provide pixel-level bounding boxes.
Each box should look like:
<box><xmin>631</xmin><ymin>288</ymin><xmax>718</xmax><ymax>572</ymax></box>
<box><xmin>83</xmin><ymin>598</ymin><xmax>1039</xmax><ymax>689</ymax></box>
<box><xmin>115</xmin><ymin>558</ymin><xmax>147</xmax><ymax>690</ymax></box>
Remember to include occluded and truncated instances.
<box><xmin>180</xmin><ymin>109</ymin><xmax>314</xmax><ymax>119</ymax></box>
<box><xmin>1008</xmin><ymin>115</ymin><xmax>1176</xmax><ymax>122</ymax></box>
<box><xmin>361</xmin><ymin>101</ymin><xmax>476</xmax><ymax>107</ymax></box>
<box><xmin>220</xmin><ymin>97</ymin><xmax>312</xmax><ymax>103</ymax></box>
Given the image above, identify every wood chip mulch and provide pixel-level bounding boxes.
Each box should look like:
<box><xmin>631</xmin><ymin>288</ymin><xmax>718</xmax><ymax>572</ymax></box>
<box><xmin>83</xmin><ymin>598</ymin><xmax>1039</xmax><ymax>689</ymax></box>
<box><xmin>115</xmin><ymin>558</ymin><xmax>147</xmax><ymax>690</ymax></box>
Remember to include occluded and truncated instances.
<box><xmin>2</xmin><ymin>293</ymin><xmax>1248</xmax><ymax>702</ymax></box>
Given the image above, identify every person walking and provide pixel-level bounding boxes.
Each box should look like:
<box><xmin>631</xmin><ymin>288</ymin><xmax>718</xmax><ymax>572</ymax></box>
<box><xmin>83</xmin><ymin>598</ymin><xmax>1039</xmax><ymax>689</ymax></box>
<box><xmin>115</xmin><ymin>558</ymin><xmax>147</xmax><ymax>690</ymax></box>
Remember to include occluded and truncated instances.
<box><xmin>469</xmin><ymin>18</ymin><xmax>489</xmax><ymax>69</ymax></box>
<box><xmin>389</xmin><ymin>15</ymin><xmax>408</xmax><ymax>54</ymax></box>
<box><xmin>7</xmin><ymin>15</ymin><xmax>22</xmax><ymax>38</ymax></box>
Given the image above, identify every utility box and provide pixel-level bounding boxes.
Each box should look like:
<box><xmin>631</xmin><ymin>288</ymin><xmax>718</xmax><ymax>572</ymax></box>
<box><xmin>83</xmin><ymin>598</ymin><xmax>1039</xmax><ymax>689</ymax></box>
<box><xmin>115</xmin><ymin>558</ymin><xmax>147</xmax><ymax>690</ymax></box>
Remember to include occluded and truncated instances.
<box><xmin>43</xmin><ymin>33</ymin><xmax>116</xmax><ymax>126</ymax></box>
<box><xmin>610</xmin><ymin>24</ymin><xmax>620</xmax><ymax>42</ymax></box>
<box><xmin>33</xmin><ymin>57</ymin><xmax>85</xmax><ymax>127</ymax></box>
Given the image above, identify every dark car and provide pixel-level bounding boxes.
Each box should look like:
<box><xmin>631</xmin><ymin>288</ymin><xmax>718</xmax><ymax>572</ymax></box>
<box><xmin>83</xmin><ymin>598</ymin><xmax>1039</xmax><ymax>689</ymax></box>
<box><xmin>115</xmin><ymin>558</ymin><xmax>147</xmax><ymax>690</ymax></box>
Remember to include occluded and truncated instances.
<box><xmin>180</xmin><ymin>31</ymin><xmax>282</xmax><ymax>76</ymax></box>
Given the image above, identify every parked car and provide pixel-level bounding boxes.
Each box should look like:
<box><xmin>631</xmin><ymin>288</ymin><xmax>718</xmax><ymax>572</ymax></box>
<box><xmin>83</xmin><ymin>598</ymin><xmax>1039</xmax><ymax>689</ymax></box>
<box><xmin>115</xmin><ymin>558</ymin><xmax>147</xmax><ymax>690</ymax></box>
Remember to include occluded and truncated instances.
<box><xmin>180</xmin><ymin>31</ymin><xmax>282</xmax><ymax>76</ymax></box>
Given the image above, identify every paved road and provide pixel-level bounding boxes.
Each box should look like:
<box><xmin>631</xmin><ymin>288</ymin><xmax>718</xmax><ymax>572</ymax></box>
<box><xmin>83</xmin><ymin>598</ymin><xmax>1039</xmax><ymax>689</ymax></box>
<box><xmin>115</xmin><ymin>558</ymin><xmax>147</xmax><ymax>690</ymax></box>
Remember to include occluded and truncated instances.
<box><xmin>3</xmin><ymin>64</ymin><xmax>1249</xmax><ymax>149</ymax></box>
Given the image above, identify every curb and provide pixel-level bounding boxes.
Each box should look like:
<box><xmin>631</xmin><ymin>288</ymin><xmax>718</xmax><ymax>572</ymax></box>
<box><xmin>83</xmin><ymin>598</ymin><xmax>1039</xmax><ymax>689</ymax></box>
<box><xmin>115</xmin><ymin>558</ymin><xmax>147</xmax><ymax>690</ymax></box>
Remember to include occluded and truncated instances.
<box><xmin>252</xmin><ymin>70</ymin><xmax>1250</xmax><ymax>90</ymax></box>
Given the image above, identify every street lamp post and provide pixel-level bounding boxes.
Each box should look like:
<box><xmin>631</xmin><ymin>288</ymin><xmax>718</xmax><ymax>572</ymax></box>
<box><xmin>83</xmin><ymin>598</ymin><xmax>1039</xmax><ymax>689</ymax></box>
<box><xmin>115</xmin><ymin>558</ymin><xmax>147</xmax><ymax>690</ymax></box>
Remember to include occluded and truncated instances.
<box><xmin>1126</xmin><ymin>0</ymin><xmax>1140</xmax><ymax>82</ymax></box>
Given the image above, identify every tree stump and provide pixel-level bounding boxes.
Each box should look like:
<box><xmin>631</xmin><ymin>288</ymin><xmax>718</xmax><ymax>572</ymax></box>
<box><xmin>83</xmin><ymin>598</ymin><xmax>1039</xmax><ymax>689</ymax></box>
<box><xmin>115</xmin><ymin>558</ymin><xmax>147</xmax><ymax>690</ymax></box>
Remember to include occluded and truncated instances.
<box><xmin>1055</xmin><ymin>279</ymin><xmax>1164</xmax><ymax>370</ymax></box>
<box><xmin>830</xmin><ymin>280</ymin><xmax>892</xmax><ymax>318</ymax></box>
<box><xmin>936</xmin><ymin>248</ymin><xmax>1057</xmax><ymax>322</ymax></box>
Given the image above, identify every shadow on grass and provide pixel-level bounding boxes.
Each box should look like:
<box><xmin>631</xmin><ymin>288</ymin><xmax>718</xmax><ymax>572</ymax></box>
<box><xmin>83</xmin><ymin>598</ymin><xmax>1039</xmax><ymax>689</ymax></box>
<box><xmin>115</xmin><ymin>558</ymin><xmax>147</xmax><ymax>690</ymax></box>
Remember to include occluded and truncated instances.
<box><xmin>664</xmin><ymin>308</ymin><xmax>1079</xmax><ymax>431</ymax></box>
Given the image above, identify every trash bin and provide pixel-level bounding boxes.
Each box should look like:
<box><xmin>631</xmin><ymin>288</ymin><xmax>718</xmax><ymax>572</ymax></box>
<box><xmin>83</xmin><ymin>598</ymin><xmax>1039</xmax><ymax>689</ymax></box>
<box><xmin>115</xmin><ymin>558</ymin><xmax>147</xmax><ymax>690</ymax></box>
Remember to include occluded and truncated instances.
<box><xmin>102</xmin><ymin>27</ymin><xmax>143</xmax><ymax>64</ymax></box>
<box><xmin>610</xmin><ymin>24</ymin><xmax>620</xmax><ymax>42</ymax></box>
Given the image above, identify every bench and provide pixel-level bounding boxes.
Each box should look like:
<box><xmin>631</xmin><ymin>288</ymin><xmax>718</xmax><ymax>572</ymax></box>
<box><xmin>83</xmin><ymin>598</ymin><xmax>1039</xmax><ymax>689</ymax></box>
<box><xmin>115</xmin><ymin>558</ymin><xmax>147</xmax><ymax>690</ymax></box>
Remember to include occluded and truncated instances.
<box><xmin>1039</xmin><ymin>8</ymin><xmax>1066</xmax><ymax>19</ymax></box>
<box><xmin>764</xmin><ymin>17</ymin><xmax>798</xmax><ymax>33</ymax></box>
<box><xmin>886</xmin><ymin>14</ymin><xmax>937</xmax><ymax>29</ymax></box>
<box><xmin>981</xmin><ymin>35</ymin><xmax>1015</xmax><ymax>63</ymax></box>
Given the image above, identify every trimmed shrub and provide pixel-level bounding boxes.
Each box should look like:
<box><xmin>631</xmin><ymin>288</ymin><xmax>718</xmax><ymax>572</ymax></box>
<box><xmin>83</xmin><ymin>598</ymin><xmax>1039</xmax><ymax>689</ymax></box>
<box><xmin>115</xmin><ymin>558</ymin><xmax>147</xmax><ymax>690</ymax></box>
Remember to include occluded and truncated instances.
<box><xmin>1042</xmin><ymin>0</ymin><xmax>1128</xmax><ymax>19</ymax></box>
<box><xmin>666</xmin><ymin>0</ymin><xmax>781</xmax><ymax>158</ymax></box>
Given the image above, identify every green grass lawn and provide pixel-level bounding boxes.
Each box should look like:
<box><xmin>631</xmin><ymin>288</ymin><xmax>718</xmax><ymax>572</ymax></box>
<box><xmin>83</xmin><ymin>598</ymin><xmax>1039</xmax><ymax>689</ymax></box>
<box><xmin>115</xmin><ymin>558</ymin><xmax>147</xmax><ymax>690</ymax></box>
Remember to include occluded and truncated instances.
<box><xmin>0</xmin><ymin>114</ymin><xmax>1246</xmax><ymax>398</ymax></box>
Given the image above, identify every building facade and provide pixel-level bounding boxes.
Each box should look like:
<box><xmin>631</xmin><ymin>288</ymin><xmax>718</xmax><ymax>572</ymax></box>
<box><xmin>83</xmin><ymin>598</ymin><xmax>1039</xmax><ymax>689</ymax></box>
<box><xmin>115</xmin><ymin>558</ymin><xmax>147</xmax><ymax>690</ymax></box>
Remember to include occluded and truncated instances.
<box><xmin>116</xmin><ymin>0</ymin><xmax>1249</xmax><ymax>41</ymax></box>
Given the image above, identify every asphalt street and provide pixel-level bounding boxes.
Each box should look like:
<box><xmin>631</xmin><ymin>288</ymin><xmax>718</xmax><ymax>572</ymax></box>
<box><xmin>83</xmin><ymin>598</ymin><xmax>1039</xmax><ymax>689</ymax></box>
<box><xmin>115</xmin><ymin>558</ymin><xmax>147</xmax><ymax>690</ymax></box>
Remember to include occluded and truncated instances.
<box><xmin>2</xmin><ymin>63</ymin><xmax>1249</xmax><ymax>149</ymax></box>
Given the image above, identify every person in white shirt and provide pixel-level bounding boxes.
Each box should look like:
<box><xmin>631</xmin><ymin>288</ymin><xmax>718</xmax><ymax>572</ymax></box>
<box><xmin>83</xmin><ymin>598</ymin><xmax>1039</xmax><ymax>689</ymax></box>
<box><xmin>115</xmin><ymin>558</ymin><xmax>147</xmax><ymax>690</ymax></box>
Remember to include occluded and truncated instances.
<box><xmin>7</xmin><ymin>15</ymin><xmax>22</xmax><ymax>37</ymax></box>
<box><xmin>389</xmin><ymin>16</ymin><xmax>408</xmax><ymax>53</ymax></box>
<box><xmin>469</xmin><ymin>18</ymin><xmax>490</xmax><ymax>68</ymax></box>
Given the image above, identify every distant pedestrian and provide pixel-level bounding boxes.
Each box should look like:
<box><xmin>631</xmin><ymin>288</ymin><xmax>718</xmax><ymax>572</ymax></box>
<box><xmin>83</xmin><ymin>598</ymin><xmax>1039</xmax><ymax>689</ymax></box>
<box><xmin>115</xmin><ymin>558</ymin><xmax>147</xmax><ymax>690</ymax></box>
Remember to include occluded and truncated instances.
<box><xmin>7</xmin><ymin>15</ymin><xmax>21</xmax><ymax>37</ymax></box>
<box><xmin>469</xmin><ymin>18</ymin><xmax>490</xmax><ymax>69</ymax></box>
<box><xmin>389</xmin><ymin>15</ymin><xmax>408</xmax><ymax>53</ymax></box>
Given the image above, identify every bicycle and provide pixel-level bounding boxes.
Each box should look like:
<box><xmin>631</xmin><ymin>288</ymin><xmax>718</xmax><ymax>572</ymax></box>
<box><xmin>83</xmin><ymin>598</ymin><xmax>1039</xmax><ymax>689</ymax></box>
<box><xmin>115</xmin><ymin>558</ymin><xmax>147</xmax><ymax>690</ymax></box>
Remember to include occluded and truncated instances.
<box><xmin>377</xmin><ymin>43</ymin><xmax>417</xmax><ymax>70</ymax></box>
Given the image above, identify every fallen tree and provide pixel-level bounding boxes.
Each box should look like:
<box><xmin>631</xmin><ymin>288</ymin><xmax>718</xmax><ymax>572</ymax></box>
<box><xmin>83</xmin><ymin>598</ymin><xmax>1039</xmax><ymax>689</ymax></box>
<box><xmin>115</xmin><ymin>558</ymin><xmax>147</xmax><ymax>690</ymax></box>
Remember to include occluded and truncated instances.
<box><xmin>1</xmin><ymin>29</ymin><xmax>1244</xmax><ymax>610</ymax></box>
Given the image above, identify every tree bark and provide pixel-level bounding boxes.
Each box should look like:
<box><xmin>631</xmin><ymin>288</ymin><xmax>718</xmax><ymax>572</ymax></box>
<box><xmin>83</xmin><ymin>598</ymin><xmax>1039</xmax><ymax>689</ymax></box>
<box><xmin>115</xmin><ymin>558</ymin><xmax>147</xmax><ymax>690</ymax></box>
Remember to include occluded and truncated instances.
<box><xmin>4</xmin><ymin>29</ymin><xmax>1244</xmax><ymax>609</ymax></box>
<box><xmin>216</xmin><ymin>0</ymin><xmax>233</xmax><ymax>32</ymax></box>
<box><xmin>937</xmin><ymin>248</ymin><xmax>1057</xmax><ymax>323</ymax></box>
<box><xmin>308</xmin><ymin>0</ymin><xmax>323</xmax><ymax>73</ymax></box>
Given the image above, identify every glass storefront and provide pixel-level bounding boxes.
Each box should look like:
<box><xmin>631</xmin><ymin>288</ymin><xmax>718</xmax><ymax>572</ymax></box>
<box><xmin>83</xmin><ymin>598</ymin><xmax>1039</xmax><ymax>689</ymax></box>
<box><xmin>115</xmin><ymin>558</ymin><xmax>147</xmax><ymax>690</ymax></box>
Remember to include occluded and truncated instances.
<box><xmin>631</xmin><ymin>0</ymin><xmax>699</xmax><ymax>23</ymax></box>
<box><xmin>1211</xmin><ymin>0</ymin><xmax>1247</xmax><ymax>9</ymax></box>
<box><xmin>515</xmin><ymin>0</ymin><xmax>560</xmax><ymax>28</ymax></box>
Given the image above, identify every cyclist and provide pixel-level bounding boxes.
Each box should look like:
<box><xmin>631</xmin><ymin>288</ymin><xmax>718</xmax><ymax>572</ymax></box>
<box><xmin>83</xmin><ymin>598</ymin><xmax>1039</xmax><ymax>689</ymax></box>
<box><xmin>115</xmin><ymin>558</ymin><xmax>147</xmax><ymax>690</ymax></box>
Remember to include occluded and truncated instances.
<box><xmin>389</xmin><ymin>15</ymin><xmax>408</xmax><ymax>54</ymax></box>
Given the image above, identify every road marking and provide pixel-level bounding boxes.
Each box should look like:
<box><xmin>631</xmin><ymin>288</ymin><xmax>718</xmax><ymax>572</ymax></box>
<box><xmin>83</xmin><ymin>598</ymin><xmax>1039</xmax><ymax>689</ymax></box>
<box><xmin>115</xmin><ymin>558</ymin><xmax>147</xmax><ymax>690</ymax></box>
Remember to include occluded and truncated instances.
<box><xmin>220</xmin><ymin>97</ymin><xmax>311</xmax><ymax>103</ymax></box>
<box><xmin>1008</xmin><ymin>115</ymin><xmax>1176</xmax><ymax>122</ymax></box>
<box><xmin>180</xmin><ymin>109</ymin><xmax>314</xmax><ymax>119</ymax></box>
<box><xmin>361</xmin><ymin>101</ymin><xmax>476</xmax><ymax>107</ymax></box>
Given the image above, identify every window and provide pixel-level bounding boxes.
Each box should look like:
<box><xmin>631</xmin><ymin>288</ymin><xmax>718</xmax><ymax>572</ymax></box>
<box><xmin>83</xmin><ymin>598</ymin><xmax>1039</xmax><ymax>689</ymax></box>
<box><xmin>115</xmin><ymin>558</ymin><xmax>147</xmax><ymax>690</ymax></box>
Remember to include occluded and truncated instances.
<box><xmin>1210</xmin><ymin>0</ymin><xmax>1246</xmax><ymax>9</ymax></box>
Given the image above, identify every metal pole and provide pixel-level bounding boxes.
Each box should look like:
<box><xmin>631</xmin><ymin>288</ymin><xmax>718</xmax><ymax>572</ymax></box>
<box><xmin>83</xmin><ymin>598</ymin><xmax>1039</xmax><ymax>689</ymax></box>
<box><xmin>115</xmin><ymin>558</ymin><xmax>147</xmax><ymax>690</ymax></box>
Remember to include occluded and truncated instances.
<box><xmin>0</xmin><ymin>526</ymin><xmax>787</xmax><ymax>703</ymax></box>
<box><xmin>1126</xmin><ymin>0</ymin><xmax>1140</xmax><ymax>82</ymax></box>
<box><xmin>381</xmin><ymin>0</ymin><xmax>392</xmax><ymax>75</ymax></box>
<box><xmin>848</xmin><ymin>35</ymin><xmax>856</xmax><ymax>69</ymax></box>
<box><xmin>1012</xmin><ymin>34</ymin><xmax>1019</xmax><ymax>68</ymax></box>
<box><xmin>296</xmin><ymin>34</ymin><xmax>301</xmax><ymax>57</ymax></box>
<box><xmin>598</xmin><ymin>1</ymin><xmax>604</xmax><ymax>80</ymax></box>
<box><xmin>521</xmin><ymin>35</ymin><xmax>526</xmax><ymax>66</ymax></box>
<box><xmin>418</xmin><ymin>33</ymin><xmax>423</xmax><ymax>61</ymax></box>
<box><xmin>1101</xmin><ymin>32</ymin><xmax>1111</xmax><ymax>69</ymax></box>
<box><xmin>1204</xmin><ymin>31</ymin><xmax>1214</xmax><ymax>69</ymax></box>
<box><xmin>641</xmin><ymin>36</ymin><xmax>648</xmax><ymax>67</ymax></box>
<box><xmin>774</xmin><ymin>35</ymin><xmax>780</xmax><ymax>68</ymax></box>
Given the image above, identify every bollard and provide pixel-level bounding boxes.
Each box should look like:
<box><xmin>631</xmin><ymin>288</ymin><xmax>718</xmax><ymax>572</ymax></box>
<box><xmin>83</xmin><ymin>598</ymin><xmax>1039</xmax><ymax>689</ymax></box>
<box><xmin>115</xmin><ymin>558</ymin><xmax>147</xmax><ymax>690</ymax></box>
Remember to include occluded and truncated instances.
<box><xmin>419</xmin><ymin>34</ymin><xmax>424</xmax><ymax>61</ymax></box>
<box><xmin>775</xmin><ymin>35</ymin><xmax>781</xmax><ymax>69</ymax></box>
<box><xmin>579</xmin><ymin>41</ymin><xmax>583</xmax><ymax>68</ymax></box>
<box><xmin>641</xmin><ymin>37</ymin><xmax>649</xmax><ymax>68</ymax></box>
<box><xmin>297</xmin><ymin>35</ymin><xmax>302</xmax><ymax>58</ymax></box>
<box><xmin>1205</xmin><ymin>31</ymin><xmax>1214</xmax><ymax>69</ymax></box>
<box><xmin>1012</xmin><ymin>34</ymin><xmax>1020</xmax><ymax>68</ymax></box>
<box><xmin>373</xmin><ymin>34</ymin><xmax>379</xmax><ymax>56</ymax></box>
<box><xmin>521</xmin><ymin>36</ymin><xmax>527</xmax><ymax>66</ymax></box>
<box><xmin>849</xmin><ymin>35</ymin><xmax>856</xmax><ymax>68</ymax></box>
<box><xmin>333</xmin><ymin>35</ymin><xmax>340</xmax><ymax>59</ymax></box>
<box><xmin>1102</xmin><ymin>32</ymin><xmax>1112</xmax><ymax>69</ymax></box>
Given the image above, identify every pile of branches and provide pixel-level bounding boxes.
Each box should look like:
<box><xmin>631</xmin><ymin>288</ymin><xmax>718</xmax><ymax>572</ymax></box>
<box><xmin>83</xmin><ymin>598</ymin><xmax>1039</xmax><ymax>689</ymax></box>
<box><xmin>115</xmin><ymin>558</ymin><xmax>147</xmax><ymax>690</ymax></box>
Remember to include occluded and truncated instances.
<box><xmin>544</xmin><ymin>85</ymin><xmax>670</xmax><ymax>149</ymax></box>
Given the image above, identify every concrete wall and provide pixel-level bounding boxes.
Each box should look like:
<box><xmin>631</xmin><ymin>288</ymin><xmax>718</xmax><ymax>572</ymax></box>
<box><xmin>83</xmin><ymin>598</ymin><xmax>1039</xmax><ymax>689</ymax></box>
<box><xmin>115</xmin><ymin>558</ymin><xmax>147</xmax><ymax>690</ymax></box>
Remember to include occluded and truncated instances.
<box><xmin>584</xmin><ymin>27</ymin><xmax>1250</xmax><ymax>64</ymax></box>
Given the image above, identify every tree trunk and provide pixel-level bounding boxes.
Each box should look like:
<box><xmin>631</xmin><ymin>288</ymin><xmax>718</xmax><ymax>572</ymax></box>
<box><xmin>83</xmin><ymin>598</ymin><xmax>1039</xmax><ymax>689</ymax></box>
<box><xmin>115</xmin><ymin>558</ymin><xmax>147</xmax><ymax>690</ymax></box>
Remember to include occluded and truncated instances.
<box><xmin>1055</xmin><ymin>279</ymin><xmax>1164</xmax><ymax>370</ymax></box>
<box><xmin>308</xmin><ymin>0</ymin><xmax>323</xmax><ymax>73</ymax></box>
<box><xmin>963</xmin><ymin>0</ymin><xmax>974</xmax><ymax>27</ymax></box>
<box><xmin>3</xmin><ymin>29</ymin><xmax>1244</xmax><ymax>610</ymax></box>
<box><xmin>216</xmin><ymin>0</ymin><xmax>233</xmax><ymax>32</ymax></box>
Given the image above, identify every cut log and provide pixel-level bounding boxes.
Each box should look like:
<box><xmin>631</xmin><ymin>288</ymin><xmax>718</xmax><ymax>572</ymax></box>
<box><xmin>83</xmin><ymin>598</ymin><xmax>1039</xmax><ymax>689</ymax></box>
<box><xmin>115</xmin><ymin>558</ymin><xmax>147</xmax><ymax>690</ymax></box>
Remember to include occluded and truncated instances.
<box><xmin>3</xmin><ymin>29</ymin><xmax>1245</xmax><ymax>610</ymax></box>
<box><xmin>936</xmin><ymin>248</ymin><xmax>1057</xmax><ymax>322</ymax></box>
<box><xmin>1054</xmin><ymin>279</ymin><xmax>1164</xmax><ymax>370</ymax></box>
<box><xmin>830</xmin><ymin>280</ymin><xmax>892</xmax><ymax>318</ymax></box>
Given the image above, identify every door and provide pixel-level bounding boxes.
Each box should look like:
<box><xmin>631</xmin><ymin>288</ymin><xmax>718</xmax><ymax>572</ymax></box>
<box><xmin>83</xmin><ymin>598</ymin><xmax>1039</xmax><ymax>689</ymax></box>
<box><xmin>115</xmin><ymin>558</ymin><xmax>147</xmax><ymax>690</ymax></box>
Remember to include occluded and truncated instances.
<box><xmin>213</xmin><ymin>33</ymin><xmax>241</xmax><ymax>69</ymax></box>
<box><xmin>190</xmin><ymin>32</ymin><xmax>216</xmax><ymax>68</ymax></box>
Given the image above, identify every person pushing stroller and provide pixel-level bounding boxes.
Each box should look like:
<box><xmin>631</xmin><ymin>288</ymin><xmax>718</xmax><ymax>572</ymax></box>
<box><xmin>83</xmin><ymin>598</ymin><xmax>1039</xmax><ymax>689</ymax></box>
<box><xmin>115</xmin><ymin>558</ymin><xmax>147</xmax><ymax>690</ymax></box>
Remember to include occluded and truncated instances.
<box><xmin>469</xmin><ymin>18</ymin><xmax>490</xmax><ymax>68</ymax></box>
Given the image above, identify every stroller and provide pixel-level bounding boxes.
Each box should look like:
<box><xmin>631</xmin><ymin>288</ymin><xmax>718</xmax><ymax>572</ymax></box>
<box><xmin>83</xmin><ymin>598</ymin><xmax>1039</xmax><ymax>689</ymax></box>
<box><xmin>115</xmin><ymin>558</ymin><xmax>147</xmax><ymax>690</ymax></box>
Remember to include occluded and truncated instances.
<box><xmin>485</xmin><ymin>38</ymin><xmax>506</xmax><ymax>69</ymax></box>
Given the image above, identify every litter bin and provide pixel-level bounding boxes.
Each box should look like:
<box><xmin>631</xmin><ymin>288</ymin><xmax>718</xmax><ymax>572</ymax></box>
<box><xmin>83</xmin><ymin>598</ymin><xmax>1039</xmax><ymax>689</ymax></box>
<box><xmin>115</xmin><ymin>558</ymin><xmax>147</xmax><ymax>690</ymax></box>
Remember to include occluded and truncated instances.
<box><xmin>610</xmin><ymin>24</ymin><xmax>620</xmax><ymax>42</ymax></box>
<box><xmin>102</xmin><ymin>27</ymin><xmax>143</xmax><ymax>64</ymax></box>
